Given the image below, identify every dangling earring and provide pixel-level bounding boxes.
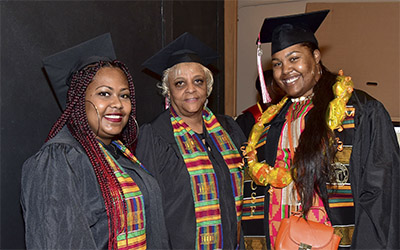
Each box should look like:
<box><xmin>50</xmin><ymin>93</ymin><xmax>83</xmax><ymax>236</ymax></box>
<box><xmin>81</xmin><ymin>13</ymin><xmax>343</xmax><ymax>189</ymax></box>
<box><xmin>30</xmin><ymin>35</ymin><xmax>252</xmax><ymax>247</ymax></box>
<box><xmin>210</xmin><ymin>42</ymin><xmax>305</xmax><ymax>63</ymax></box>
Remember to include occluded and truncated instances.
<box><xmin>165</xmin><ymin>96</ymin><xmax>170</xmax><ymax>109</ymax></box>
<box><xmin>318</xmin><ymin>64</ymin><xmax>322</xmax><ymax>75</ymax></box>
<box><xmin>85</xmin><ymin>100</ymin><xmax>100</xmax><ymax>136</ymax></box>
<box><xmin>204</xmin><ymin>98</ymin><xmax>208</xmax><ymax>108</ymax></box>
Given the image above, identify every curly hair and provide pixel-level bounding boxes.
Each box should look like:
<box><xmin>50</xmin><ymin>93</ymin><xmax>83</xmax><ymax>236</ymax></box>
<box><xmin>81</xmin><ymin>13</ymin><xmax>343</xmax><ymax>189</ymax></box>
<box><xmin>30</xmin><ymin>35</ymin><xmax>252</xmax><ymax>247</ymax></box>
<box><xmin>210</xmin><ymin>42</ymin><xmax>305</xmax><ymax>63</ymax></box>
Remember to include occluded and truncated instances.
<box><xmin>46</xmin><ymin>60</ymin><xmax>137</xmax><ymax>249</ymax></box>
<box><xmin>158</xmin><ymin>62</ymin><xmax>214</xmax><ymax>99</ymax></box>
<box><xmin>290</xmin><ymin>42</ymin><xmax>337</xmax><ymax>216</ymax></box>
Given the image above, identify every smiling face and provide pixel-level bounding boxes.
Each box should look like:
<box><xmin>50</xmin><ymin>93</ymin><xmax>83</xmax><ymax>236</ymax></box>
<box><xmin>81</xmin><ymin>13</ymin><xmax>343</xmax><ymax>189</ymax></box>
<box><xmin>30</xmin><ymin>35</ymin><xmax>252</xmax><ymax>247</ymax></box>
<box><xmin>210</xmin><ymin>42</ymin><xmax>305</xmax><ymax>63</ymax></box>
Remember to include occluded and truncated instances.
<box><xmin>271</xmin><ymin>43</ymin><xmax>321</xmax><ymax>98</ymax></box>
<box><xmin>85</xmin><ymin>66</ymin><xmax>131</xmax><ymax>144</ymax></box>
<box><xmin>168</xmin><ymin>62</ymin><xmax>208</xmax><ymax>119</ymax></box>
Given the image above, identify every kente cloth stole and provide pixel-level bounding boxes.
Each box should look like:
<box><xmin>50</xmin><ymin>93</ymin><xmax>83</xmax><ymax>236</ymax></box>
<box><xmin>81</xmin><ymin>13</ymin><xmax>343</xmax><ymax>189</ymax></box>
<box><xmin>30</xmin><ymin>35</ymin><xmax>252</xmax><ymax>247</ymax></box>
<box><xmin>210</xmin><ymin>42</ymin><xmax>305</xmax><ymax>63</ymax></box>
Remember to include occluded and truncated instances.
<box><xmin>99</xmin><ymin>141</ymin><xmax>147</xmax><ymax>250</ymax></box>
<box><xmin>170</xmin><ymin>107</ymin><xmax>244</xmax><ymax>250</ymax></box>
<box><xmin>268</xmin><ymin>100</ymin><xmax>329</xmax><ymax>249</ymax></box>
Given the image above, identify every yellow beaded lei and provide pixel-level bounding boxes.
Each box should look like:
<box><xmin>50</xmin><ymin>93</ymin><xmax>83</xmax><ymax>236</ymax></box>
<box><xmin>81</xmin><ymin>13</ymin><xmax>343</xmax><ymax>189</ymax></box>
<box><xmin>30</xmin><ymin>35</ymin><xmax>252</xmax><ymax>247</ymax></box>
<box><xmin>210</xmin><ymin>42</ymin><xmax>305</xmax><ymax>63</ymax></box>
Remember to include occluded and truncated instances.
<box><xmin>243</xmin><ymin>70</ymin><xmax>354</xmax><ymax>188</ymax></box>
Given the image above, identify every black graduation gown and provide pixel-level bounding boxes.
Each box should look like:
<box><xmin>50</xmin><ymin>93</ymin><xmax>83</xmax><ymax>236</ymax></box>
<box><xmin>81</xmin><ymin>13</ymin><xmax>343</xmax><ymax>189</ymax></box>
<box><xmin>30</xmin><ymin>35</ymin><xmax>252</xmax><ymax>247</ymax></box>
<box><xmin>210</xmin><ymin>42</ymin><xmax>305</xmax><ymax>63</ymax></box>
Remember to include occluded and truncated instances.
<box><xmin>236</xmin><ymin>111</ymin><xmax>256</xmax><ymax>139</ymax></box>
<box><xmin>341</xmin><ymin>90</ymin><xmax>399</xmax><ymax>249</ymax></box>
<box><xmin>21</xmin><ymin>127</ymin><xmax>169</xmax><ymax>250</ymax></box>
<box><xmin>242</xmin><ymin>90</ymin><xmax>400</xmax><ymax>249</ymax></box>
<box><xmin>135</xmin><ymin>109</ymin><xmax>246</xmax><ymax>250</ymax></box>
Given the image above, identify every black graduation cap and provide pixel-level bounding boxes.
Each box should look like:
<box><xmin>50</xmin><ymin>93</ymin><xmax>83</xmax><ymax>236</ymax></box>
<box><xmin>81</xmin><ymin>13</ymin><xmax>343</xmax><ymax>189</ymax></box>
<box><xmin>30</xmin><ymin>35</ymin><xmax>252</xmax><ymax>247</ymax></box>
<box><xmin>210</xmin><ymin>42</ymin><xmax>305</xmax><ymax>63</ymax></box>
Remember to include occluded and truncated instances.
<box><xmin>142</xmin><ymin>32</ymin><xmax>219</xmax><ymax>76</ymax></box>
<box><xmin>42</xmin><ymin>33</ymin><xmax>116</xmax><ymax>110</ymax></box>
<box><xmin>258</xmin><ymin>10</ymin><xmax>329</xmax><ymax>54</ymax></box>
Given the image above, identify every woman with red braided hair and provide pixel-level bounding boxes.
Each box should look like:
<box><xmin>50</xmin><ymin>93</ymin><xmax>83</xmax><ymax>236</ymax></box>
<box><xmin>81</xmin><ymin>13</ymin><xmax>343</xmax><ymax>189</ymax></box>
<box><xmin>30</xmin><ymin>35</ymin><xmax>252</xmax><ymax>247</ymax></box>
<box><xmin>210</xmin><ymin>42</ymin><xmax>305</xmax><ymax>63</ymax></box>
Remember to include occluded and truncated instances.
<box><xmin>20</xmin><ymin>34</ymin><xmax>168</xmax><ymax>250</ymax></box>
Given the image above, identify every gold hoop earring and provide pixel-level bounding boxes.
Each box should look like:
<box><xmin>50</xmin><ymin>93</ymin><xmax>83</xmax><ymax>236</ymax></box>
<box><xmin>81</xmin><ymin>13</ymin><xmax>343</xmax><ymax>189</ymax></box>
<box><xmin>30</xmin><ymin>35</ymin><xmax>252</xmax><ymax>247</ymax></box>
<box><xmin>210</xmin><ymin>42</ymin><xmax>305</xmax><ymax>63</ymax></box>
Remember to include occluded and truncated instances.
<box><xmin>85</xmin><ymin>100</ymin><xmax>100</xmax><ymax>137</ymax></box>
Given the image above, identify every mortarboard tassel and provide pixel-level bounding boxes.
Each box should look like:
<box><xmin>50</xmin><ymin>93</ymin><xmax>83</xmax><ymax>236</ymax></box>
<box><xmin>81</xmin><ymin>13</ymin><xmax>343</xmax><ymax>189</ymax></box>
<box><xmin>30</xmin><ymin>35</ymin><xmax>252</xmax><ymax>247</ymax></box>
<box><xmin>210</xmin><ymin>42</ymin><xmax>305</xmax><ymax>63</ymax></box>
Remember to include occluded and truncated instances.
<box><xmin>257</xmin><ymin>36</ymin><xmax>272</xmax><ymax>104</ymax></box>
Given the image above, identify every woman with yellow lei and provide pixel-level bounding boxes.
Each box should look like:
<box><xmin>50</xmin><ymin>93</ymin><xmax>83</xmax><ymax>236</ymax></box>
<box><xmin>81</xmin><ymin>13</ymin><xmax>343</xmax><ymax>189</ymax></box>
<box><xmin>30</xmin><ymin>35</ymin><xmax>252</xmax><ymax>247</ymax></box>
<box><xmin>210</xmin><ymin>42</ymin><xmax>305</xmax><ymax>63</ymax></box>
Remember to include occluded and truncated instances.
<box><xmin>241</xmin><ymin>10</ymin><xmax>399</xmax><ymax>249</ymax></box>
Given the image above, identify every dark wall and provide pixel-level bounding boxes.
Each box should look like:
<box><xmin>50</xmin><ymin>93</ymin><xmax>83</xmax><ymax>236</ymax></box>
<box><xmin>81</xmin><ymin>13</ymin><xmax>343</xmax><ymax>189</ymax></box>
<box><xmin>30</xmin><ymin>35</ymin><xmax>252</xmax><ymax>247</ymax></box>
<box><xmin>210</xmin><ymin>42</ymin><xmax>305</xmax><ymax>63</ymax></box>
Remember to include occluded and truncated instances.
<box><xmin>171</xmin><ymin>0</ymin><xmax>225</xmax><ymax>112</ymax></box>
<box><xmin>0</xmin><ymin>1</ymin><xmax>224</xmax><ymax>248</ymax></box>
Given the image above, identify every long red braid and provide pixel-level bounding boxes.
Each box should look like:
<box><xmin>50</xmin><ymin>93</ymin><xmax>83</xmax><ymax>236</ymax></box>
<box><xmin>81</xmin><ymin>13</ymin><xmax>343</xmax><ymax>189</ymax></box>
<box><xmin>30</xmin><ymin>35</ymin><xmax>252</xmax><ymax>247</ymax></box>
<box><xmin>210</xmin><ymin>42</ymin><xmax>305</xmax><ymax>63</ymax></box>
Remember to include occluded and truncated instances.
<box><xmin>46</xmin><ymin>60</ymin><xmax>137</xmax><ymax>249</ymax></box>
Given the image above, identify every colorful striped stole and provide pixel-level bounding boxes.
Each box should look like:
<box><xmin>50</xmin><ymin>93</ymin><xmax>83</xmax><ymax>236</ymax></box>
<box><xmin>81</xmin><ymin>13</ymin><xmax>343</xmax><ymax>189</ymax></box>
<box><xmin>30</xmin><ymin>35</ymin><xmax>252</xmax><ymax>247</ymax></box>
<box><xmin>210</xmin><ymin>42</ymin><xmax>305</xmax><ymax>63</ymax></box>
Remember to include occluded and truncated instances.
<box><xmin>99</xmin><ymin>141</ymin><xmax>147</xmax><ymax>250</ymax></box>
<box><xmin>170</xmin><ymin>107</ymin><xmax>244</xmax><ymax>250</ymax></box>
<box><xmin>328</xmin><ymin>106</ymin><xmax>355</xmax><ymax>209</ymax></box>
<box><xmin>342</xmin><ymin>106</ymin><xmax>355</xmax><ymax>129</ymax></box>
<box><xmin>327</xmin><ymin>184</ymin><xmax>354</xmax><ymax>207</ymax></box>
<box><xmin>242</xmin><ymin>194</ymin><xmax>265</xmax><ymax>220</ymax></box>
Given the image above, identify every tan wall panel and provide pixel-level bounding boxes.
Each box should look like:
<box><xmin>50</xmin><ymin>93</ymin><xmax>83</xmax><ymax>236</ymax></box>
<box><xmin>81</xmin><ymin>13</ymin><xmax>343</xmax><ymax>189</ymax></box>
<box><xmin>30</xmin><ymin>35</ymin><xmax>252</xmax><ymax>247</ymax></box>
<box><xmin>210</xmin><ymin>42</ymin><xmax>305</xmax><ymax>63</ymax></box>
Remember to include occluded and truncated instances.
<box><xmin>307</xmin><ymin>2</ymin><xmax>399</xmax><ymax>121</ymax></box>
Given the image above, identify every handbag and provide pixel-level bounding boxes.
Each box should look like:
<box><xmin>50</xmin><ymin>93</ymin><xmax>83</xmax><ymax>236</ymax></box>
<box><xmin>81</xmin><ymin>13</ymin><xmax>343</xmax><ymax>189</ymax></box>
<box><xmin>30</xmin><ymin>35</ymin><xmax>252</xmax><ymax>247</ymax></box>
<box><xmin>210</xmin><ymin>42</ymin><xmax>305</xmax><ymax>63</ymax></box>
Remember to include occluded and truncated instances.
<box><xmin>275</xmin><ymin>213</ymin><xmax>341</xmax><ymax>250</ymax></box>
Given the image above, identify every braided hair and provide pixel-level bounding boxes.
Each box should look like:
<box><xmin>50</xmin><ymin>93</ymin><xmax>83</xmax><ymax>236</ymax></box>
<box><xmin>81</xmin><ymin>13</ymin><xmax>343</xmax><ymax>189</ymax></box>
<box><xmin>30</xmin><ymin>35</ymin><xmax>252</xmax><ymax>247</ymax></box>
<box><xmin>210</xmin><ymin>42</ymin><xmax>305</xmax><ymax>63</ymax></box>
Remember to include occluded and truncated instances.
<box><xmin>46</xmin><ymin>60</ymin><xmax>137</xmax><ymax>249</ymax></box>
<box><xmin>290</xmin><ymin>42</ymin><xmax>337</xmax><ymax>216</ymax></box>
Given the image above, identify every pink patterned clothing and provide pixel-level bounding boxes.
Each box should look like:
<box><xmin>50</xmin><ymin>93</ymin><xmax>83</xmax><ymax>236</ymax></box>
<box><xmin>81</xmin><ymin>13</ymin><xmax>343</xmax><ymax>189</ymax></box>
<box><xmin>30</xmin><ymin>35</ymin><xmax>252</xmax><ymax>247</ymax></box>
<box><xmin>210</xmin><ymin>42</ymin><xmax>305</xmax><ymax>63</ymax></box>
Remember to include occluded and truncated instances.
<box><xmin>268</xmin><ymin>100</ymin><xmax>330</xmax><ymax>249</ymax></box>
